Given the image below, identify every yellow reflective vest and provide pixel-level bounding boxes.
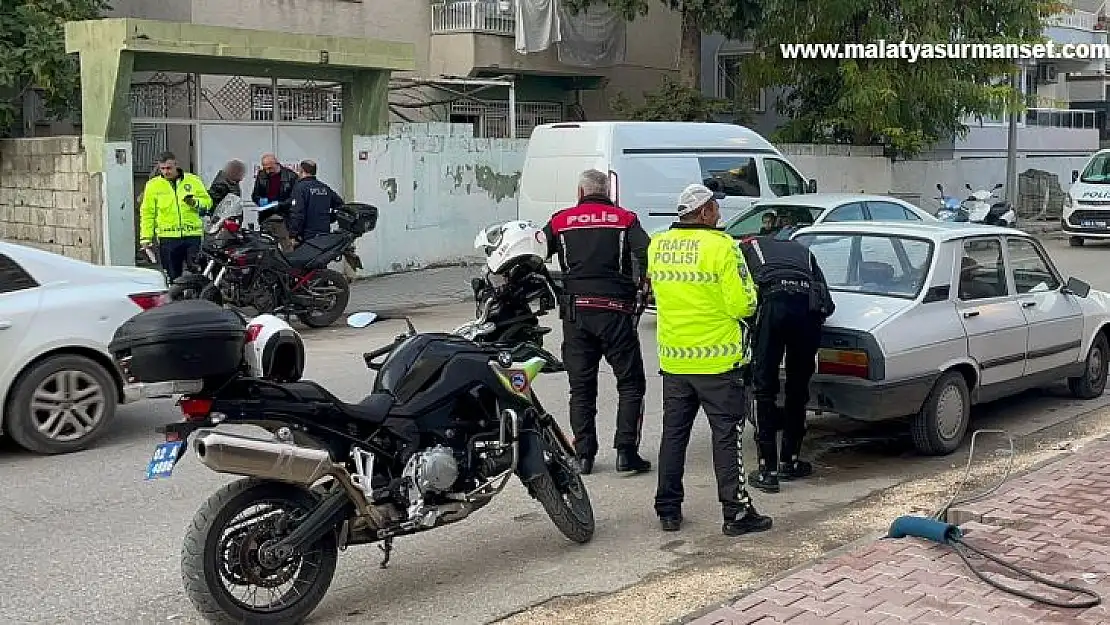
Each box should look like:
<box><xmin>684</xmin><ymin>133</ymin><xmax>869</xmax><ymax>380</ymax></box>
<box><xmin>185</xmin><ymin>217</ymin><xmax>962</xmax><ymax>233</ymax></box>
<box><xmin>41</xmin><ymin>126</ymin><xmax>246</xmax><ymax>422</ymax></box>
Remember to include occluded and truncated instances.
<box><xmin>648</xmin><ymin>223</ymin><xmax>758</xmax><ymax>375</ymax></box>
<box><xmin>139</xmin><ymin>172</ymin><xmax>212</xmax><ymax>242</ymax></box>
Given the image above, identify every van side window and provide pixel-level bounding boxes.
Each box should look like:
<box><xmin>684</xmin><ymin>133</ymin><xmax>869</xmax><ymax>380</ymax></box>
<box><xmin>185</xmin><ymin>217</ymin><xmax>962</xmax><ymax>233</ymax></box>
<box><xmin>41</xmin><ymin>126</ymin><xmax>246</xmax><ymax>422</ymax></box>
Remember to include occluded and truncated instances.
<box><xmin>699</xmin><ymin>156</ymin><xmax>761</xmax><ymax>197</ymax></box>
<box><xmin>765</xmin><ymin>158</ymin><xmax>806</xmax><ymax>196</ymax></box>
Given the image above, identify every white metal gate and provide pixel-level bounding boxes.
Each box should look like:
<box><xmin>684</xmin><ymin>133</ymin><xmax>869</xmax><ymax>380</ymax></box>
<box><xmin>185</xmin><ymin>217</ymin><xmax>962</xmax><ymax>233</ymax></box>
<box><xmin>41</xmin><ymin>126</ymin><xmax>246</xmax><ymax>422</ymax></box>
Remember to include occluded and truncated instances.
<box><xmin>130</xmin><ymin>73</ymin><xmax>345</xmax><ymax>196</ymax></box>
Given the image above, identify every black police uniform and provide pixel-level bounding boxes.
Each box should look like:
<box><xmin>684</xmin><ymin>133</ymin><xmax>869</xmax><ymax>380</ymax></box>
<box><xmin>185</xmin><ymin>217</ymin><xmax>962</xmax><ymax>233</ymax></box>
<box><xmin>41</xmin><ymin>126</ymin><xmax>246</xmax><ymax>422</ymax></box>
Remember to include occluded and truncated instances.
<box><xmin>288</xmin><ymin>176</ymin><xmax>345</xmax><ymax>242</ymax></box>
<box><xmin>740</xmin><ymin>234</ymin><xmax>834</xmax><ymax>492</ymax></box>
<box><xmin>543</xmin><ymin>194</ymin><xmax>652</xmax><ymax>475</ymax></box>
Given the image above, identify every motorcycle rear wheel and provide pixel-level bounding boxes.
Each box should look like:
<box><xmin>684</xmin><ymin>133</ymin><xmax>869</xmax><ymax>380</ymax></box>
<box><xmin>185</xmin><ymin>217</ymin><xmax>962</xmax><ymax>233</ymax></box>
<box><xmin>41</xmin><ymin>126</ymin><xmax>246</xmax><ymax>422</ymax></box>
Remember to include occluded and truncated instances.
<box><xmin>181</xmin><ymin>478</ymin><xmax>339</xmax><ymax>625</ymax></box>
<box><xmin>296</xmin><ymin>269</ymin><xmax>350</xmax><ymax>328</ymax></box>
<box><xmin>529</xmin><ymin>426</ymin><xmax>595</xmax><ymax>544</ymax></box>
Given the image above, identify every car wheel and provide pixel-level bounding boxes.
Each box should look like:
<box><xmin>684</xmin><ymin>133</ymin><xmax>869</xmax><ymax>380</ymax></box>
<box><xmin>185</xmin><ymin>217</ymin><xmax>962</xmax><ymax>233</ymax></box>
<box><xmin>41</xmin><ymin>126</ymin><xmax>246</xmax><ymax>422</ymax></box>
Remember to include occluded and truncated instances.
<box><xmin>911</xmin><ymin>370</ymin><xmax>970</xmax><ymax>456</ymax></box>
<box><xmin>1069</xmin><ymin>236</ymin><xmax>1085</xmax><ymax>247</ymax></box>
<box><xmin>5</xmin><ymin>354</ymin><xmax>118</xmax><ymax>455</ymax></box>
<box><xmin>1068</xmin><ymin>332</ymin><xmax>1108</xmax><ymax>400</ymax></box>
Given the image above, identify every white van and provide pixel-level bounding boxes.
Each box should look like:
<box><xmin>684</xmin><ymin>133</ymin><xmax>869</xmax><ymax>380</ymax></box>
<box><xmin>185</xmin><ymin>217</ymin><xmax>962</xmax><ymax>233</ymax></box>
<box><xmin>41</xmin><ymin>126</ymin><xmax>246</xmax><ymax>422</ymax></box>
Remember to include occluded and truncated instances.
<box><xmin>1064</xmin><ymin>148</ymin><xmax>1110</xmax><ymax>246</ymax></box>
<box><xmin>517</xmin><ymin>121</ymin><xmax>817</xmax><ymax>236</ymax></box>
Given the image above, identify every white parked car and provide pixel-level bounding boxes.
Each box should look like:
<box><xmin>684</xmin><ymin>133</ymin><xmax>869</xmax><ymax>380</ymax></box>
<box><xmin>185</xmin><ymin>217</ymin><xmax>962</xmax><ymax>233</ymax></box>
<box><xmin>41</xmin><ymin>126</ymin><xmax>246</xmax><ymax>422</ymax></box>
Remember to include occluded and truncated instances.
<box><xmin>788</xmin><ymin>222</ymin><xmax>1110</xmax><ymax>455</ymax></box>
<box><xmin>0</xmin><ymin>242</ymin><xmax>168</xmax><ymax>454</ymax></box>
<box><xmin>723</xmin><ymin>193</ymin><xmax>936</xmax><ymax>240</ymax></box>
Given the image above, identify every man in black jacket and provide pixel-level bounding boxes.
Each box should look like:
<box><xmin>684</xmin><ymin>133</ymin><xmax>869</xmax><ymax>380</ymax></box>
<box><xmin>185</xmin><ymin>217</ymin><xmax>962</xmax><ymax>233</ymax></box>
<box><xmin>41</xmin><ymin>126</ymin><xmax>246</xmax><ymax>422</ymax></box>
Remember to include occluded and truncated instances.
<box><xmin>288</xmin><ymin>160</ymin><xmax>344</xmax><ymax>244</ymax></box>
<box><xmin>542</xmin><ymin>169</ymin><xmax>652</xmax><ymax>476</ymax></box>
<box><xmin>252</xmin><ymin>153</ymin><xmax>299</xmax><ymax>250</ymax></box>
<box><xmin>740</xmin><ymin>230</ymin><xmax>834</xmax><ymax>493</ymax></box>
<box><xmin>208</xmin><ymin>159</ymin><xmax>246</xmax><ymax>209</ymax></box>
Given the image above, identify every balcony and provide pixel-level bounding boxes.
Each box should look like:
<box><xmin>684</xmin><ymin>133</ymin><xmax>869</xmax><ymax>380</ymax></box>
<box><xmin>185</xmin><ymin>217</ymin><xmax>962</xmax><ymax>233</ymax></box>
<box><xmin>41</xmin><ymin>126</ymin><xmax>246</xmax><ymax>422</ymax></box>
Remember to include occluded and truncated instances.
<box><xmin>1025</xmin><ymin>107</ymin><xmax>1098</xmax><ymax>128</ymax></box>
<box><xmin>1046</xmin><ymin>9</ymin><xmax>1101</xmax><ymax>31</ymax></box>
<box><xmin>431</xmin><ymin>0</ymin><xmax>515</xmax><ymax>36</ymax></box>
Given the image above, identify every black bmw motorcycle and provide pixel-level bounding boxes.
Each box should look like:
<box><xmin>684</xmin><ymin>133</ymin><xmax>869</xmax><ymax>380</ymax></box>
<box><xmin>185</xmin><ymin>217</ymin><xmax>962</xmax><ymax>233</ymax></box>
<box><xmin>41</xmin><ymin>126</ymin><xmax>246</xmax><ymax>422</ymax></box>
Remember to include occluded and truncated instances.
<box><xmin>115</xmin><ymin>254</ymin><xmax>591</xmax><ymax>624</ymax></box>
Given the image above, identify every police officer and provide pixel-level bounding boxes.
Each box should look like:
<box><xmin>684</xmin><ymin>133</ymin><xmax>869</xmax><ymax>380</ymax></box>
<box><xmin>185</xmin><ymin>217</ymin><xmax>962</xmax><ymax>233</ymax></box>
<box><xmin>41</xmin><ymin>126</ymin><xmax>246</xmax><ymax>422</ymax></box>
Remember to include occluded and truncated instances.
<box><xmin>287</xmin><ymin>160</ymin><xmax>345</xmax><ymax>245</ymax></box>
<box><xmin>649</xmin><ymin>183</ymin><xmax>772</xmax><ymax>537</ymax></box>
<box><xmin>543</xmin><ymin>169</ymin><xmax>652</xmax><ymax>476</ymax></box>
<box><xmin>740</xmin><ymin>228</ymin><xmax>834</xmax><ymax>493</ymax></box>
<box><xmin>138</xmin><ymin>151</ymin><xmax>213</xmax><ymax>281</ymax></box>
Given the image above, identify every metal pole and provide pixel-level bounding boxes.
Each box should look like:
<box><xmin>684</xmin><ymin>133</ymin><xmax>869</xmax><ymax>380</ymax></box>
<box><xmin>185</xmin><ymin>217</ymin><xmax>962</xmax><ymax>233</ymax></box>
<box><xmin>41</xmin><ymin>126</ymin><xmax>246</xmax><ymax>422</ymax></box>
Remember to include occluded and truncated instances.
<box><xmin>271</xmin><ymin>76</ymin><xmax>279</xmax><ymax>158</ymax></box>
<box><xmin>508</xmin><ymin>80</ymin><xmax>517</xmax><ymax>139</ymax></box>
<box><xmin>1005</xmin><ymin>63</ymin><xmax>1020</xmax><ymax>205</ymax></box>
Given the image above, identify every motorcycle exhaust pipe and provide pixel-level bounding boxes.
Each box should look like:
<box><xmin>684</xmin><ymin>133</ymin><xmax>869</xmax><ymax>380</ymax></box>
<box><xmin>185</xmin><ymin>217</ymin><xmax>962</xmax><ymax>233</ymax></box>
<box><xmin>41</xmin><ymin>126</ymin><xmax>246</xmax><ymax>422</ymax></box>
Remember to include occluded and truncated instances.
<box><xmin>194</xmin><ymin>429</ymin><xmax>335</xmax><ymax>485</ymax></box>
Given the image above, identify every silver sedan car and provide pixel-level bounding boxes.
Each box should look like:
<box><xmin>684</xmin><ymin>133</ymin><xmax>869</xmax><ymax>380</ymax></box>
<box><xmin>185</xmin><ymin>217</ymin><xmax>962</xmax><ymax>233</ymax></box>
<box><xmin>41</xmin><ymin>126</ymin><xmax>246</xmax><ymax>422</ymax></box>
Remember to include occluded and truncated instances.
<box><xmin>789</xmin><ymin>222</ymin><xmax>1110</xmax><ymax>455</ymax></box>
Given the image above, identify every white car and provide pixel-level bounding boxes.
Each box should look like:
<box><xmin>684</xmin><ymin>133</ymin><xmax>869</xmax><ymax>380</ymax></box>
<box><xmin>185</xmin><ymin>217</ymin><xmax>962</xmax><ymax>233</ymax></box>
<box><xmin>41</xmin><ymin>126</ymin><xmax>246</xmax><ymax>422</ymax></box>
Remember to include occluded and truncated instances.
<box><xmin>722</xmin><ymin>193</ymin><xmax>936</xmax><ymax>239</ymax></box>
<box><xmin>0</xmin><ymin>242</ymin><xmax>168</xmax><ymax>454</ymax></box>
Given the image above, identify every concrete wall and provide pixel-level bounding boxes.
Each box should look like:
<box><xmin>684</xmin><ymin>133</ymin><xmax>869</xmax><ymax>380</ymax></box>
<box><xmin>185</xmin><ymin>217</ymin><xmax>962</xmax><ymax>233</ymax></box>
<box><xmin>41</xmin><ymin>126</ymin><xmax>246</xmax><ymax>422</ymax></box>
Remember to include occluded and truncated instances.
<box><xmin>0</xmin><ymin>138</ymin><xmax>102</xmax><ymax>262</ymax></box>
<box><xmin>351</xmin><ymin>123</ymin><xmax>527</xmax><ymax>276</ymax></box>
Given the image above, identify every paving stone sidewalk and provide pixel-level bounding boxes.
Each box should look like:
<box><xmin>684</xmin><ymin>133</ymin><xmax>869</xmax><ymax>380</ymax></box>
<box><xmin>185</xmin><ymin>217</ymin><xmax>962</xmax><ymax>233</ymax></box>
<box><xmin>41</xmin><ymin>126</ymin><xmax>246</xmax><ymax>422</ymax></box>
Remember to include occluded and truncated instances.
<box><xmin>346</xmin><ymin>263</ymin><xmax>483</xmax><ymax>313</ymax></box>
<box><xmin>687</xmin><ymin>438</ymin><xmax>1110</xmax><ymax>624</ymax></box>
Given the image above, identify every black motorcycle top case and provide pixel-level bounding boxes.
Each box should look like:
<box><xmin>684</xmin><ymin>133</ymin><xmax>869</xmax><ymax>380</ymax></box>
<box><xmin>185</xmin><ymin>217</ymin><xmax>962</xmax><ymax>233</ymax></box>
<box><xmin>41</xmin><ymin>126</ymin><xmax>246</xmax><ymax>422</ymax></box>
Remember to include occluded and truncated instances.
<box><xmin>109</xmin><ymin>300</ymin><xmax>246</xmax><ymax>382</ymax></box>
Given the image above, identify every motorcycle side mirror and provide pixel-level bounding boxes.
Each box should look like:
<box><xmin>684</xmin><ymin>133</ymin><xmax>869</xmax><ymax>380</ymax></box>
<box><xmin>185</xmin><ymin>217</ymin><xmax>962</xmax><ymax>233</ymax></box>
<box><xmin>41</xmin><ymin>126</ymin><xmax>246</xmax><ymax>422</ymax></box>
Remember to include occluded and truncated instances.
<box><xmin>936</xmin><ymin>183</ymin><xmax>944</xmax><ymax>192</ymax></box>
<box><xmin>1063</xmin><ymin>277</ymin><xmax>1091</xmax><ymax>298</ymax></box>
<box><xmin>965</xmin><ymin>183</ymin><xmax>973</xmax><ymax>191</ymax></box>
<box><xmin>346</xmin><ymin>312</ymin><xmax>379</xmax><ymax>328</ymax></box>
<box><xmin>993</xmin><ymin>183</ymin><xmax>1004</xmax><ymax>190</ymax></box>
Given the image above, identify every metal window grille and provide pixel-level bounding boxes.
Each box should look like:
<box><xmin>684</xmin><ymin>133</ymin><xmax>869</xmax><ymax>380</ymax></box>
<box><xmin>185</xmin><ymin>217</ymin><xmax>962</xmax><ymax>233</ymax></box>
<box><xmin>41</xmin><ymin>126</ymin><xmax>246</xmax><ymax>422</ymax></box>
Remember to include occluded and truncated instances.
<box><xmin>250</xmin><ymin>84</ymin><xmax>343</xmax><ymax>123</ymax></box>
<box><xmin>716</xmin><ymin>54</ymin><xmax>765</xmax><ymax>112</ymax></box>
<box><xmin>449</xmin><ymin>100</ymin><xmax>563</xmax><ymax>138</ymax></box>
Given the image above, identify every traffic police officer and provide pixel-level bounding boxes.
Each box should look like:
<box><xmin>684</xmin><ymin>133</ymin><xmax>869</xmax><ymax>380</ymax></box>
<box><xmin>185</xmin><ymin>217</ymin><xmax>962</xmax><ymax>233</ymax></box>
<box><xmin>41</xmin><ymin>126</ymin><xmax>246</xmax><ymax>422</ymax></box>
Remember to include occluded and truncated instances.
<box><xmin>543</xmin><ymin>169</ymin><xmax>652</xmax><ymax>476</ymax></box>
<box><xmin>649</xmin><ymin>183</ymin><xmax>772</xmax><ymax>537</ymax></box>
<box><xmin>740</xmin><ymin>228</ymin><xmax>834</xmax><ymax>493</ymax></box>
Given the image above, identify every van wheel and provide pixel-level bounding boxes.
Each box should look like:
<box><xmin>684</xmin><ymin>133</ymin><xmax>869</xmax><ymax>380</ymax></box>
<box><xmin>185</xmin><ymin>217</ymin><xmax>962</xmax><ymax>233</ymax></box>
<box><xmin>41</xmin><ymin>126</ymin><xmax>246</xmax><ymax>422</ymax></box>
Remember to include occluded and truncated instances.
<box><xmin>1068</xmin><ymin>332</ymin><xmax>1108</xmax><ymax>399</ymax></box>
<box><xmin>911</xmin><ymin>371</ymin><xmax>970</xmax><ymax>456</ymax></box>
<box><xmin>1070</xmin><ymin>236</ymin><xmax>1085</xmax><ymax>247</ymax></box>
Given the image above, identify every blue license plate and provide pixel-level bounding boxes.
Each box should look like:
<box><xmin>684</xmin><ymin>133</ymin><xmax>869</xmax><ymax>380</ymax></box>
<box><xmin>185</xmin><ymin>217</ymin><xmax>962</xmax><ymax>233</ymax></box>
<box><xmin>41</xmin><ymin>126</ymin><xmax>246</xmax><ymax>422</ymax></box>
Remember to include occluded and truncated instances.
<box><xmin>145</xmin><ymin>441</ymin><xmax>184</xmax><ymax>480</ymax></box>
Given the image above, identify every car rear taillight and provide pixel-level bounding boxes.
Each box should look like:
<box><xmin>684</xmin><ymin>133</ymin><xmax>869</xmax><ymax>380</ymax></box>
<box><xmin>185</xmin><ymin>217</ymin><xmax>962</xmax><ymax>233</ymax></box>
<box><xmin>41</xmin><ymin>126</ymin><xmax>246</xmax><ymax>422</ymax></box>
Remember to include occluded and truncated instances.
<box><xmin>245</xmin><ymin>323</ymin><xmax>263</xmax><ymax>343</ymax></box>
<box><xmin>179</xmin><ymin>398</ymin><xmax>213</xmax><ymax>421</ymax></box>
<box><xmin>130</xmin><ymin>292</ymin><xmax>169</xmax><ymax>310</ymax></box>
<box><xmin>817</xmin><ymin>348</ymin><xmax>870</xmax><ymax>378</ymax></box>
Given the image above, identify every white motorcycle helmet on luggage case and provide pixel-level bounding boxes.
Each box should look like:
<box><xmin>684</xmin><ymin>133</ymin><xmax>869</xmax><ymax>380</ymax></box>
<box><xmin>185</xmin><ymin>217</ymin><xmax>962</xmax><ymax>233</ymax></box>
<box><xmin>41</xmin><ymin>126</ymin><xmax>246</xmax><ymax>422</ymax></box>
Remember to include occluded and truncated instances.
<box><xmin>474</xmin><ymin>220</ymin><xmax>548</xmax><ymax>274</ymax></box>
<box><xmin>243</xmin><ymin>314</ymin><xmax>306</xmax><ymax>382</ymax></box>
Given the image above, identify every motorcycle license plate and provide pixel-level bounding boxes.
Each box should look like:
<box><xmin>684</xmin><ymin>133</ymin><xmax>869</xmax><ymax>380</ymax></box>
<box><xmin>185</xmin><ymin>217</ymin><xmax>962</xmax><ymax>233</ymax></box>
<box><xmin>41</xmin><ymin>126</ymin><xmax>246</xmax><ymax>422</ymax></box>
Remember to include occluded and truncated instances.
<box><xmin>1082</xmin><ymin>220</ymin><xmax>1107</xmax><ymax>228</ymax></box>
<box><xmin>145</xmin><ymin>441</ymin><xmax>184</xmax><ymax>480</ymax></box>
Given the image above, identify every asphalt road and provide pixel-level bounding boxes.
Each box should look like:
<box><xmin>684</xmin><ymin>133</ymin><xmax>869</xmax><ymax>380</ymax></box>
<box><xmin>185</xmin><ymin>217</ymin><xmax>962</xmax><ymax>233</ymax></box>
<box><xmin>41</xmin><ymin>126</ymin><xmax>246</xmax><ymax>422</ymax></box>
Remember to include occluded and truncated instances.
<box><xmin>2</xmin><ymin>236</ymin><xmax>1109</xmax><ymax>625</ymax></box>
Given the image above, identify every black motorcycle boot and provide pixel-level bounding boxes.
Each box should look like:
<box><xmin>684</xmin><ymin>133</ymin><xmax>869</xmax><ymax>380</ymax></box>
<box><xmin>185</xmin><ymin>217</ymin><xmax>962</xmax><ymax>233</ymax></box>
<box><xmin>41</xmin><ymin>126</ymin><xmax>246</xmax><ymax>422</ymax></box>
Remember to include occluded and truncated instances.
<box><xmin>723</xmin><ymin>505</ymin><xmax>774</xmax><ymax>537</ymax></box>
<box><xmin>778</xmin><ymin>439</ymin><xmax>813</xmax><ymax>481</ymax></box>
<box><xmin>748</xmin><ymin>440</ymin><xmax>780</xmax><ymax>493</ymax></box>
<box><xmin>616</xmin><ymin>447</ymin><xmax>652</xmax><ymax>473</ymax></box>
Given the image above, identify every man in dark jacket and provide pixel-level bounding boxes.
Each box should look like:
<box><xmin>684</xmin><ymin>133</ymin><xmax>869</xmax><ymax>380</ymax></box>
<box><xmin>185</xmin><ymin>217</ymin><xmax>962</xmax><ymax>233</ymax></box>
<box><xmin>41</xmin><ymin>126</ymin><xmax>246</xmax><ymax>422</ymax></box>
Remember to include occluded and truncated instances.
<box><xmin>251</xmin><ymin>154</ymin><xmax>299</xmax><ymax>251</ymax></box>
<box><xmin>288</xmin><ymin>159</ymin><xmax>344</xmax><ymax>244</ymax></box>
<box><xmin>542</xmin><ymin>169</ymin><xmax>652</xmax><ymax>476</ymax></box>
<box><xmin>740</xmin><ymin>230</ymin><xmax>834</xmax><ymax>493</ymax></box>
<box><xmin>208</xmin><ymin>159</ymin><xmax>246</xmax><ymax>209</ymax></box>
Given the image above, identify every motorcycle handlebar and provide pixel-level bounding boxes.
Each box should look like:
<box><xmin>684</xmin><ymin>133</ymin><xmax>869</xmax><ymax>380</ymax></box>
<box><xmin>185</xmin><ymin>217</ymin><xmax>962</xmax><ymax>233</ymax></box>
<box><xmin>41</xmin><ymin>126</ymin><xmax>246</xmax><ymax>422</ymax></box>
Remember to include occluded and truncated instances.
<box><xmin>362</xmin><ymin>344</ymin><xmax>395</xmax><ymax>371</ymax></box>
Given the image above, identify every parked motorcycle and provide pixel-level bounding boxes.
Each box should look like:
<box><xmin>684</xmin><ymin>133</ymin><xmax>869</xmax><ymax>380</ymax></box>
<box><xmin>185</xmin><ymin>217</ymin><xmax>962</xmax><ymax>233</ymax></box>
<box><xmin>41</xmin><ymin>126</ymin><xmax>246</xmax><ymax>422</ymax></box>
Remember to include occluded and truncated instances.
<box><xmin>963</xmin><ymin>183</ymin><xmax>1016</xmax><ymax>227</ymax></box>
<box><xmin>111</xmin><ymin>220</ymin><xmax>591</xmax><ymax>624</ymax></box>
<box><xmin>169</xmin><ymin>195</ymin><xmax>377</xmax><ymax>328</ymax></box>
<box><xmin>934</xmin><ymin>183</ymin><xmax>966</xmax><ymax>222</ymax></box>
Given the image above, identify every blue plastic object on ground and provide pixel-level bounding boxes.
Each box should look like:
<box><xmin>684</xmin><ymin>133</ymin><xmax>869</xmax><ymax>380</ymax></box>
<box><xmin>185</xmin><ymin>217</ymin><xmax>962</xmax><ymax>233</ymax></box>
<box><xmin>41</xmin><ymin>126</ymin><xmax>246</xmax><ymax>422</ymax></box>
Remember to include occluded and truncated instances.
<box><xmin>887</xmin><ymin>515</ymin><xmax>962</xmax><ymax>543</ymax></box>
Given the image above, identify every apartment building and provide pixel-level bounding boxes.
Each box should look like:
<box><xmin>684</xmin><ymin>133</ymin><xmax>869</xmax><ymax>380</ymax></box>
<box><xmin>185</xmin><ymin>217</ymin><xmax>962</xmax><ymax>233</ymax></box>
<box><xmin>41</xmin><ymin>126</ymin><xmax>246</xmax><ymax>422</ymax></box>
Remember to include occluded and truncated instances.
<box><xmin>101</xmin><ymin>0</ymin><xmax>680</xmax><ymax>192</ymax></box>
<box><xmin>703</xmin><ymin>1</ymin><xmax>1102</xmax><ymax>157</ymax></box>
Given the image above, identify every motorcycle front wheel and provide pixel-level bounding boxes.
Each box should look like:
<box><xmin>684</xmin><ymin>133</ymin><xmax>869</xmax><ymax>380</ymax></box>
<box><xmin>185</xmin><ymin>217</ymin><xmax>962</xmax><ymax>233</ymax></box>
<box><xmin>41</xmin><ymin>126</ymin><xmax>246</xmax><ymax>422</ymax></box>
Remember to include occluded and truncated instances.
<box><xmin>181</xmin><ymin>478</ymin><xmax>339</xmax><ymax>625</ymax></box>
<box><xmin>528</xmin><ymin>424</ymin><xmax>595</xmax><ymax>544</ymax></box>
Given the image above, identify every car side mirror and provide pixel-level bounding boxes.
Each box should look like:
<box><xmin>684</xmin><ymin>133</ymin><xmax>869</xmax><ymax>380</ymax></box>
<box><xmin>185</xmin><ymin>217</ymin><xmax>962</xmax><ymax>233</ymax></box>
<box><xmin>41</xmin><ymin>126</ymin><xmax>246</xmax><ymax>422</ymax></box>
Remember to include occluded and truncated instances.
<box><xmin>936</xmin><ymin>183</ymin><xmax>944</xmax><ymax>192</ymax></box>
<box><xmin>965</xmin><ymin>183</ymin><xmax>973</xmax><ymax>191</ymax></box>
<box><xmin>1073</xmin><ymin>170</ymin><xmax>1080</xmax><ymax>183</ymax></box>
<box><xmin>1063</xmin><ymin>277</ymin><xmax>1091</xmax><ymax>298</ymax></box>
<box><xmin>807</xmin><ymin>179</ymin><xmax>817</xmax><ymax>193</ymax></box>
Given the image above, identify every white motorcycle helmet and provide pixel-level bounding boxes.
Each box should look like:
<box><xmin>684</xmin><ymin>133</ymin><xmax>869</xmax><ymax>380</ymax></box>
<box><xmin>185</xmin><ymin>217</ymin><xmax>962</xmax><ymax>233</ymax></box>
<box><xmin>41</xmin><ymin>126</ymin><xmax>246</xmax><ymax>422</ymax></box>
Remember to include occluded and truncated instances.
<box><xmin>474</xmin><ymin>220</ymin><xmax>548</xmax><ymax>275</ymax></box>
<box><xmin>243</xmin><ymin>314</ymin><xmax>305</xmax><ymax>382</ymax></box>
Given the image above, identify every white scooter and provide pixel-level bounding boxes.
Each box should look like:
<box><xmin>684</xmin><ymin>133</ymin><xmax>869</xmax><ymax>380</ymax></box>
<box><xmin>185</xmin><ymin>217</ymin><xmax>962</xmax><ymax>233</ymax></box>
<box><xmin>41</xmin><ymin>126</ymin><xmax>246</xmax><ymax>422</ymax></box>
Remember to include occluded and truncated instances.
<box><xmin>962</xmin><ymin>183</ymin><xmax>1017</xmax><ymax>227</ymax></box>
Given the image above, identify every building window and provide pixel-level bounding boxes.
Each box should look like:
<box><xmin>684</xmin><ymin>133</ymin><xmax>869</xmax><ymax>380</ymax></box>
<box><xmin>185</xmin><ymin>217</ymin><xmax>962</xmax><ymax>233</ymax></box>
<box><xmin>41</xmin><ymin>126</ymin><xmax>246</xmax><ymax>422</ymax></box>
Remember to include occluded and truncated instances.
<box><xmin>716</xmin><ymin>53</ymin><xmax>766</xmax><ymax>112</ymax></box>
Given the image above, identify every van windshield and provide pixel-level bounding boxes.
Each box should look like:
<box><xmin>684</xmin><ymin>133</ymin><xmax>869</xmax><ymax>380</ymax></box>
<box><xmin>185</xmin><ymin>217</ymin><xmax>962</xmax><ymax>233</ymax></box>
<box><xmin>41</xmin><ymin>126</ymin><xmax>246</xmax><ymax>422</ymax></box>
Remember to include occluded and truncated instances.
<box><xmin>1080</xmin><ymin>153</ymin><xmax>1110</xmax><ymax>184</ymax></box>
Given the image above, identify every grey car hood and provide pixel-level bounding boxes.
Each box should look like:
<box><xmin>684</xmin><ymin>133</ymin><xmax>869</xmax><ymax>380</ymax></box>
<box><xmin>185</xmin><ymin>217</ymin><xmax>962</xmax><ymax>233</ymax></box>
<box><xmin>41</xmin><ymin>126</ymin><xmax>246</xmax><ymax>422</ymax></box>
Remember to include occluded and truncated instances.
<box><xmin>823</xmin><ymin>290</ymin><xmax>914</xmax><ymax>333</ymax></box>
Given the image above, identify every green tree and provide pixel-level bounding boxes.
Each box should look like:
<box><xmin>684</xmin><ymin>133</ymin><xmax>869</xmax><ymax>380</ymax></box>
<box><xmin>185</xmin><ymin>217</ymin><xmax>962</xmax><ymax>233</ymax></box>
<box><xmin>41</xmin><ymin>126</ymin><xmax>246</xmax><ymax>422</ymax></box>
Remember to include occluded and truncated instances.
<box><xmin>745</xmin><ymin>0</ymin><xmax>1064</xmax><ymax>156</ymax></box>
<box><xmin>611</xmin><ymin>75</ymin><xmax>753</xmax><ymax>122</ymax></box>
<box><xmin>0</xmin><ymin>0</ymin><xmax>109</xmax><ymax>136</ymax></box>
<box><xmin>566</xmin><ymin>0</ymin><xmax>762</xmax><ymax>90</ymax></box>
